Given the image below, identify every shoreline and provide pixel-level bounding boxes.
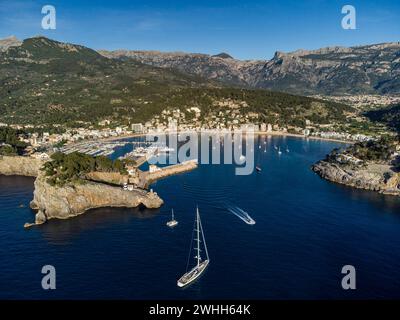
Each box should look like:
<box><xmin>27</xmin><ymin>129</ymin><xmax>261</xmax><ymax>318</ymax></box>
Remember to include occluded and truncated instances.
<box><xmin>95</xmin><ymin>131</ymin><xmax>352</xmax><ymax>145</ymax></box>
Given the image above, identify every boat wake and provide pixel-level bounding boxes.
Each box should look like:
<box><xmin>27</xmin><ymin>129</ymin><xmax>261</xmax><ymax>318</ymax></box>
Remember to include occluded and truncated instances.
<box><xmin>226</xmin><ymin>204</ymin><xmax>256</xmax><ymax>225</ymax></box>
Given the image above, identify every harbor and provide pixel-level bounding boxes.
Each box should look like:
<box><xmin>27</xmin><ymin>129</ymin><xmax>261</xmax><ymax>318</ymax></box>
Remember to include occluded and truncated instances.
<box><xmin>2</xmin><ymin>135</ymin><xmax>400</xmax><ymax>299</ymax></box>
<box><xmin>60</xmin><ymin>140</ymin><xmax>129</xmax><ymax>157</ymax></box>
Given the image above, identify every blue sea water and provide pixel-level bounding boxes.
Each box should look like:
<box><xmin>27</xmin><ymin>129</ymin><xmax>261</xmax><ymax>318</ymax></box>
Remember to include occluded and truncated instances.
<box><xmin>1</xmin><ymin>135</ymin><xmax>400</xmax><ymax>299</ymax></box>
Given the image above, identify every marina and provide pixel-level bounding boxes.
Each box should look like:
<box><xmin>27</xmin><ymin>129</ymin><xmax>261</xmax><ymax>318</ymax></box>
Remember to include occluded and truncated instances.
<box><xmin>60</xmin><ymin>141</ymin><xmax>128</xmax><ymax>157</ymax></box>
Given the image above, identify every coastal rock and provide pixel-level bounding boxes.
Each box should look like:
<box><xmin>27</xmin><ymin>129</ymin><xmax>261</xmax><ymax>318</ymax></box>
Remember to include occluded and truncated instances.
<box><xmin>0</xmin><ymin>155</ymin><xmax>43</xmax><ymax>177</ymax></box>
<box><xmin>312</xmin><ymin>161</ymin><xmax>400</xmax><ymax>195</ymax></box>
<box><xmin>35</xmin><ymin>210</ymin><xmax>47</xmax><ymax>224</ymax></box>
<box><xmin>30</xmin><ymin>173</ymin><xmax>164</xmax><ymax>221</ymax></box>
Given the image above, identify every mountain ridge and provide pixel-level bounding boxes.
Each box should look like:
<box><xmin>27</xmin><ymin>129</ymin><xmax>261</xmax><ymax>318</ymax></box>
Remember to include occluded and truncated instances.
<box><xmin>0</xmin><ymin>36</ymin><xmax>352</xmax><ymax>127</ymax></box>
<box><xmin>100</xmin><ymin>41</ymin><xmax>400</xmax><ymax>95</ymax></box>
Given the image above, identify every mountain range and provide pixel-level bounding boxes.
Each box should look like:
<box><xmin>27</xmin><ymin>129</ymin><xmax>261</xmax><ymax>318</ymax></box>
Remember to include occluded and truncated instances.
<box><xmin>100</xmin><ymin>42</ymin><xmax>400</xmax><ymax>95</ymax></box>
<box><xmin>1</xmin><ymin>35</ymin><xmax>398</xmax><ymax>128</ymax></box>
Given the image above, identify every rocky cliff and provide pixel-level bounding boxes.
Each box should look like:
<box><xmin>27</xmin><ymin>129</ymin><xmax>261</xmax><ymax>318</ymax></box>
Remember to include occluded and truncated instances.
<box><xmin>28</xmin><ymin>172</ymin><xmax>163</xmax><ymax>225</ymax></box>
<box><xmin>312</xmin><ymin>161</ymin><xmax>400</xmax><ymax>196</ymax></box>
<box><xmin>0</xmin><ymin>155</ymin><xmax>43</xmax><ymax>177</ymax></box>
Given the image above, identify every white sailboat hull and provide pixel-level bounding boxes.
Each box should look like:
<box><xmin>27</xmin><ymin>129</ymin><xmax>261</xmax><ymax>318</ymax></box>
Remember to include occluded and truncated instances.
<box><xmin>177</xmin><ymin>260</ymin><xmax>209</xmax><ymax>287</ymax></box>
<box><xmin>167</xmin><ymin>220</ymin><xmax>178</xmax><ymax>227</ymax></box>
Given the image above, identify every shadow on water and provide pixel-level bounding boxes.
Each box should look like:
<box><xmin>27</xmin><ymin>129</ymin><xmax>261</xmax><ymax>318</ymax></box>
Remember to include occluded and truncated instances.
<box><xmin>321</xmin><ymin>176</ymin><xmax>400</xmax><ymax>217</ymax></box>
<box><xmin>36</xmin><ymin>206</ymin><xmax>161</xmax><ymax>245</ymax></box>
<box><xmin>0</xmin><ymin>175</ymin><xmax>35</xmax><ymax>191</ymax></box>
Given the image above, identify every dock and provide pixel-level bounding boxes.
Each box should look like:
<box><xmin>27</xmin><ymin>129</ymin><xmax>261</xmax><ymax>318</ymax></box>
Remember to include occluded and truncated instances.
<box><xmin>138</xmin><ymin>160</ymin><xmax>198</xmax><ymax>189</ymax></box>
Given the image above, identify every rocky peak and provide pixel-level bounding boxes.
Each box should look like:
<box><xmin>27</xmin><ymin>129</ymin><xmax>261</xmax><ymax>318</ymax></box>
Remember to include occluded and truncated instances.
<box><xmin>212</xmin><ymin>52</ymin><xmax>234</xmax><ymax>59</ymax></box>
<box><xmin>0</xmin><ymin>35</ymin><xmax>22</xmax><ymax>51</ymax></box>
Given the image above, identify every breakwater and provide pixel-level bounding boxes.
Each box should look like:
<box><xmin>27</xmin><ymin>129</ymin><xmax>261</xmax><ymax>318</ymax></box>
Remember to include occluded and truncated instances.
<box><xmin>139</xmin><ymin>160</ymin><xmax>198</xmax><ymax>188</ymax></box>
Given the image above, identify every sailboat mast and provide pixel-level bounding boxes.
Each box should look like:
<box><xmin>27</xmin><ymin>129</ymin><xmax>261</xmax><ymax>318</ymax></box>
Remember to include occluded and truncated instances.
<box><xmin>196</xmin><ymin>207</ymin><xmax>200</xmax><ymax>267</ymax></box>
<box><xmin>199</xmin><ymin>212</ymin><xmax>209</xmax><ymax>261</ymax></box>
<box><xmin>172</xmin><ymin>209</ymin><xmax>174</xmax><ymax>220</ymax></box>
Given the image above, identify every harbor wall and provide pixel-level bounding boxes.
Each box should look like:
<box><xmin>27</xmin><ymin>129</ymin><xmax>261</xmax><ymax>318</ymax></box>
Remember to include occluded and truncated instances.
<box><xmin>140</xmin><ymin>161</ymin><xmax>198</xmax><ymax>188</ymax></box>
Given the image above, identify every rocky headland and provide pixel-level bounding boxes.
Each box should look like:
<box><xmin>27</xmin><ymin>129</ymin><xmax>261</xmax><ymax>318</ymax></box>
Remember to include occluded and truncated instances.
<box><xmin>312</xmin><ymin>138</ymin><xmax>400</xmax><ymax>196</ymax></box>
<box><xmin>312</xmin><ymin>160</ymin><xmax>400</xmax><ymax>195</ymax></box>
<box><xmin>28</xmin><ymin>171</ymin><xmax>163</xmax><ymax>226</ymax></box>
<box><xmin>0</xmin><ymin>155</ymin><xmax>163</xmax><ymax>227</ymax></box>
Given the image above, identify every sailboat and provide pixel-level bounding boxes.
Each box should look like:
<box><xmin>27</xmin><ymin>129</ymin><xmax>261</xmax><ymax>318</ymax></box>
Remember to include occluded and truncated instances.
<box><xmin>278</xmin><ymin>146</ymin><xmax>282</xmax><ymax>155</ymax></box>
<box><xmin>167</xmin><ymin>209</ymin><xmax>178</xmax><ymax>228</ymax></box>
<box><xmin>286</xmin><ymin>146</ymin><xmax>290</xmax><ymax>153</ymax></box>
<box><xmin>177</xmin><ymin>207</ymin><xmax>209</xmax><ymax>288</ymax></box>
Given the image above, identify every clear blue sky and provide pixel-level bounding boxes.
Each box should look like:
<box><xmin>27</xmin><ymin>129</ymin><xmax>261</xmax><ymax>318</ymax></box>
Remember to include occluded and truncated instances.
<box><xmin>0</xmin><ymin>0</ymin><xmax>399</xmax><ymax>60</ymax></box>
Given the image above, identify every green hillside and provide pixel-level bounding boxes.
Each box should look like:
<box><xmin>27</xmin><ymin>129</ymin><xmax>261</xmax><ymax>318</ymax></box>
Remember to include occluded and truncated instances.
<box><xmin>365</xmin><ymin>105</ymin><xmax>400</xmax><ymax>133</ymax></box>
<box><xmin>0</xmin><ymin>37</ymin><xmax>352</xmax><ymax>127</ymax></box>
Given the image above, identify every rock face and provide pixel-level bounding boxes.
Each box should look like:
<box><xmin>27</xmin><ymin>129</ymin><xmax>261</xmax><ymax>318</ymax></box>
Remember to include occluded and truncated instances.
<box><xmin>0</xmin><ymin>36</ymin><xmax>22</xmax><ymax>52</ymax></box>
<box><xmin>100</xmin><ymin>42</ymin><xmax>400</xmax><ymax>95</ymax></box>
<box><xmin>0</xmin><ymin>155</ymin><xmax>164</xmax><ymax>226</ymax></box>
<box><xmin>30</xmin><ymin>173</ymin><xmax>163</xmax><ymax>222</ymax></box>
<box><xmin>0</xmin><ymin>155</ymin><xmax>43</xmax><ymax>177</ymax></box>
<box><xmin>85</xmin><ymin>171</ymin><xmax>128</xmax><ymax>185</ymax></box>
<box><xmin>312</xmin><ymin>161</ymin><xmax>400</xmax><ymax>196</ymax></box>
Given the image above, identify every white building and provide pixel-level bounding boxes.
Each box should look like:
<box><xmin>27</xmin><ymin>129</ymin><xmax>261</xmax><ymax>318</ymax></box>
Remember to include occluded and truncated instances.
<box><xmin>131</xmin><ymin>123</ymin><xmax>143</xmax><ymax>133</ymax></box>
<box><xmin>149</xmin><ymin>164</ymin><xmax>161</xmax><ymax>173</ymax></box>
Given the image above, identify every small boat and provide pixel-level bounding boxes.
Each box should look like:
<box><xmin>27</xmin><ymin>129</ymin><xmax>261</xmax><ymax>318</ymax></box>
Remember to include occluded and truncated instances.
<box><xmin>256</xmin><ymin>166</ymin><xmax>262</xmax><ymax>172</ymax></box>
<box><xmin>177</xmin><ymin>207</ymin><xmax>209</xmax><ymax>288</ymax></box>
<box><xmin>166</xmin><ymin>209</ymin><xmax>178</xmax><ymax>228</ymax></box>
<box><xmin>227</xmin><ymin>205</ymin><xmax>256</xmax><ymax>225</ymax></box>
<box><xmin>239</xmin><ymin>155</ymin><xmax>246</xmax><ymax>162</ymax></box>
<box><xmin>278</xmin><ymin>147</ymin><xmax>282</xmax><ymax>155</ymax></box>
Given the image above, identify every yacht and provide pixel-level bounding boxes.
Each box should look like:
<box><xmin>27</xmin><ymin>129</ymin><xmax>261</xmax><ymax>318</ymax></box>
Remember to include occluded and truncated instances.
<box><xmin>166</xmin><ymin>209</ymin><xmax>178</xmax><ymax>228</ymax></box>
<box><xmin>177</xmin><ymin>207</ymin><xmax>209</xmax><ymax>287</ymax></box>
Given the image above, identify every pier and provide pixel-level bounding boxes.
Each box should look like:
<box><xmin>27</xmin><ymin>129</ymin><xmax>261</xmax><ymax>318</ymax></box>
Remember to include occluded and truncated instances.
<box><xmin>84</xmin><ymin>160</ymin><xmax>198</xmax><ymax>190</ymax></box>
<box><xmin>138</xmin><ymin>160</ymin><xmax>198</xmax><ymax>189</ymax></box>
<box><xmin>135</xmin><ymin>155</ymin><xmax>150</xmax><ymax>168</ymax></box>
